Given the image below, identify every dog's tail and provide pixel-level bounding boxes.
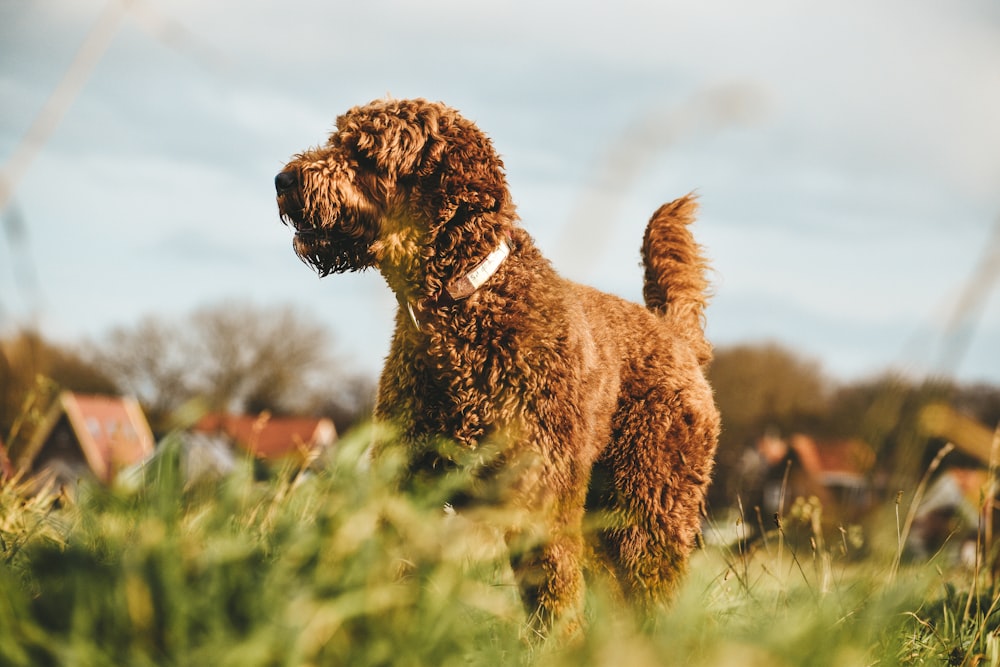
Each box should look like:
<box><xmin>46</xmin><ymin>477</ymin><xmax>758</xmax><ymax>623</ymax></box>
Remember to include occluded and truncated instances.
<box><xmin>640</xmin><ymin>194</ymin><xmax>713</xmax><ymax>366</ymax></box>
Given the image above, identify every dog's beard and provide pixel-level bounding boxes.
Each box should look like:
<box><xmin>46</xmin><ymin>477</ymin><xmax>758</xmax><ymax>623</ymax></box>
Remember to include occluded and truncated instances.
<box><xmin>279</xmin><ymin>192</ymin><xmax>379</xmax><ymax>276</ymax></box>
<box><xmin>292</xmin><ymin>227</ymin><xmax>377</xmax><ymax>277</ymax></box>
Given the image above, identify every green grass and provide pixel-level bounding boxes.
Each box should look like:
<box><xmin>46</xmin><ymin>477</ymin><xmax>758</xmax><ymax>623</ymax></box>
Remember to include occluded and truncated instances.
<box><xmin>2</xmin><ymin>427</ymin><xmax>998</xmax><ymax>666</ymax></box>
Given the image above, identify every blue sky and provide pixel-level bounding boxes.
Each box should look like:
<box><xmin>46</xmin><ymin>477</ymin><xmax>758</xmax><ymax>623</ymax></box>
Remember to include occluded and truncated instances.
<box><xmin>2</xmin><ymin>0</ymin><xmax>999</xmax><ymax>385</ymax></box>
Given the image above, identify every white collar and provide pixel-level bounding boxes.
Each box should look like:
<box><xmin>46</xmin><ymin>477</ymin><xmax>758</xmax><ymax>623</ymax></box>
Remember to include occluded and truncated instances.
<box><xmin>403</xmin><ymin>235</ymin><xmax>512</xmax><ymax>330</ymax></box>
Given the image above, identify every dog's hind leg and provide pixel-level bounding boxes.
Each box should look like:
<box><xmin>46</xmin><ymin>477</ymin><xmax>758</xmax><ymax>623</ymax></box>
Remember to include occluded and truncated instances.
<box><xmin>595</xmin><ymin>387</ymin><xmax>716</xmax><ymax>613</ymax></box>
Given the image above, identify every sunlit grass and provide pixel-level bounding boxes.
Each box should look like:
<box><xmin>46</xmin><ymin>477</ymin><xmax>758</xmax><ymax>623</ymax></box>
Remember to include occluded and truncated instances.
<box><xmin>1</xmin><ymin>425</ymin><xmax>999</xmax><ymax>666</ymax></box>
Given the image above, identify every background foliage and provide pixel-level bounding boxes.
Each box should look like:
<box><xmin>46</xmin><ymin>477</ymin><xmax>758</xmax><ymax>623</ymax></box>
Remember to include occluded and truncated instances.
<box><xmin>2</xmin><ymin>426</ymin><xmax>1000</xmax><ymax>666</ymax></box>
<box><xmin>0</xmin><ymin>302</ymin><xmax>376</xmax><ymax>438</ymax></box>
<box><xmin>3</xmin><ymin>313</ymin><xmax>1000</xmax><ymax>664</ymax></box>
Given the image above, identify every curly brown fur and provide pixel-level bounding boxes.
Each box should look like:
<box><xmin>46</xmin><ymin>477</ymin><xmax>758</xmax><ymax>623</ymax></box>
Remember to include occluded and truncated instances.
<box><xmin>276</xmin><ymin>98</ymin><xmax>720</xmax><ymax>636</ymax></box>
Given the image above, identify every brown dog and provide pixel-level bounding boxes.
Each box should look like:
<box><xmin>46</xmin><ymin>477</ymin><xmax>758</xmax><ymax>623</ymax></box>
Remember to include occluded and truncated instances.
<box><xmin>275</xmin><ymin>98</ymin><xmax>719</xmax><ymax>635</ymax></box>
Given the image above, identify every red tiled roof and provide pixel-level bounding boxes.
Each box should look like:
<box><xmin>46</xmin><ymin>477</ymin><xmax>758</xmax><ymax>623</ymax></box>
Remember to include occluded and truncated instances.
<box><xmin>194</xmin><ymin>413</ymin><xmax>336</xmax><ymax>461</ymax></box>
<box><xmin>19</xmin><ymin>392</ymin><xmax>155</xmax><ymax>483</ymax></box>
<box><xmin>789</xmin><ymin>434</ymin><xmax>875</xmax><ymax>478</ymax></box>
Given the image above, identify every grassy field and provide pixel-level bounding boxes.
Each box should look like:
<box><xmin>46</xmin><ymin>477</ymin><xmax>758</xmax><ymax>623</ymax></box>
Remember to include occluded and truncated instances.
<box><xmin>2</xmin><ymin>426</ymin><xmax>998</xmax><ymax>666</ymax></box>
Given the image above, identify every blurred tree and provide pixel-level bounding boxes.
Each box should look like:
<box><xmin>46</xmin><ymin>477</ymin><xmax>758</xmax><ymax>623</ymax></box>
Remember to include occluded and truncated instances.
<box><xmin>88</xmin><ymin>302</ymin><xmax>371</xmax><ymax>435</ymax></box>
<box><xmin>824</xmin><ymin>375</ymin><xmax>999</xmax><ymax>490</ymax></box>
<box><xmin>0</xmin><ymin>329</ymin><xmax>118</xmax><ymax>441</ymax></box>
<box><xmin>705</xmin><ymin>342</ymin><xmax>831</xmax><ymax>511</ymax></box>
<box><xmin>183</xmin><ymin>303</ymin><xmax>336</xmax><ymax>416</ymax></box>
<box><xmin>312</xmin><ymin>375</ymin><xmax>378</xmax><ymax>437</ymax></box>
<box><xmin>951</xmin><ymin>383</ymin><xmax>1000</xmax><ymax>432</ymax></box>
<box><xmin>94</xmin><ymin>316</ymin><xmax>197</xmax><ymax>433</ymax></box>
<box><xmin>709</xmin><ymin>342</ymin><xmax>830</xmax><ymax>443</ymax></box>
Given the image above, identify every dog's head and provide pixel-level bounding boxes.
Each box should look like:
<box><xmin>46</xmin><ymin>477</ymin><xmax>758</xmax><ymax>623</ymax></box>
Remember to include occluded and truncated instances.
<box><xmin>275</xmin><ymin>98</ymin><xmax>510</xmax><ymax>283</ymax></box>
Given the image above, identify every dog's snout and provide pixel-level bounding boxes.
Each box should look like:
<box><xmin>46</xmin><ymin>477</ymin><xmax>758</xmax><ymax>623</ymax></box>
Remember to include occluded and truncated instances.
<box><xmin>275</xmin><ymin>170</ymin><xmax>298</xmax><ymax>194</ymax></box>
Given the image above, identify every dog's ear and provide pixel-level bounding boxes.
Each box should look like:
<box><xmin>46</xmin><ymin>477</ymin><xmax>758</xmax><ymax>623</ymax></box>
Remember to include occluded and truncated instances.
<box><xmin>334</xmin><ymin>100</ymin><xmax>507</xmax><ymax>223</ymax></box>
<box><xmin>334</xmin><ymin>101</ymin><xmax>439</xmax><ymax>178</ymax></box>
<box><xmin>435</xmin><ymin>117</ymin><xmax>506</xmax><ymax>219</ymax></box>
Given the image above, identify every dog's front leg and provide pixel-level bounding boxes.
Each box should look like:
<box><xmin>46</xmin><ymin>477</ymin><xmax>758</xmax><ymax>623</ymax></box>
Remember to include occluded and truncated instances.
<box><xmin>505</xmin><ymin>501</ymin><xmax>587</xmax><ymax>640</ymax></box>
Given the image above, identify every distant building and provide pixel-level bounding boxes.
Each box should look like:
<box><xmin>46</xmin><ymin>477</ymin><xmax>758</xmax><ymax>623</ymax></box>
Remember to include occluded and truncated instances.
<box><xmin>908</xmin><ymin>466</ymin><xmax>989</xmax><ymax>565</ymax></box>
<box><xmin>9</xmin><ymin>391</ymin><xmax>155</xmax><ymax>487</ymax></box>
<box><xmin>788</xmin><ymin>434</ymin><xmax>876</xmax><ymax>521</ymax></box>
<box><xmin>193</xmin><ymin>412</ymin><xmax>337</xmax><ymax>465</ymax></box>
<box><xmin>909</xmin><ymin>403</ymin><xmax>1000</xmax><ymax>566</ymax></box>
<box><xmin>117</xmin><ymin>431</ymin><xmax>241</xmax><ymax>491</ymax></box>
<box><xmin>751</xmin><ymin>432</ymin><xmax>876</xmax><ymax>525</ymax></box>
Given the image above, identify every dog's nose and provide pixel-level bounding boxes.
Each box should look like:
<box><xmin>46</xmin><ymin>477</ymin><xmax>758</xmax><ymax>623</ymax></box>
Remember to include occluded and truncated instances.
<box><xmin>275</xmin><ymin>170</ymin><xmax>298</xmax><ymax>194</ymax></box>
